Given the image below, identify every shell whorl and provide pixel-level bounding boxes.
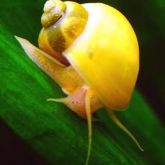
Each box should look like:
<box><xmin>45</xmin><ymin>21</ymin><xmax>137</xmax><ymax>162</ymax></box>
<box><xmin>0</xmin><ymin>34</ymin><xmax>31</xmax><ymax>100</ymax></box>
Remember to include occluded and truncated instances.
<box><xmin>41</xmin><ymin>0</ymin><xmax>66</xmax><ymax>28</ymax></box>
<box><xmin>38</xmin><ymin>0</ymin><xmax>88</xmax><ymax>65</ymax></box>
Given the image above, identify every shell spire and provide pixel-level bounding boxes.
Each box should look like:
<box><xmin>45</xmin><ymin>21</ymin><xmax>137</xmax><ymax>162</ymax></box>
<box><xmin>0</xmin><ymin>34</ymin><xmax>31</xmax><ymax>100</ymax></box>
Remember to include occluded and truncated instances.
<box><xmin>41</xmin><ymin>0</ymin><xmax>66</xmax><ymax>28</ymax></box>
<box><xmin>38</xmin><ymin>0</ymin><xmax>88</xmax><ymax>65</ymax></box>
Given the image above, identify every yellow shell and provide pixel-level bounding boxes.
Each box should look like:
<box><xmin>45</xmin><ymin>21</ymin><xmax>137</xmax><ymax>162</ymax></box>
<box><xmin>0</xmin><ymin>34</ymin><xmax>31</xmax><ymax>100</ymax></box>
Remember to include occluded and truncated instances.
<box><xmin>64</xmin><ymin>3</ymin><xmax>139</xmax><ymax>110</ymax></box>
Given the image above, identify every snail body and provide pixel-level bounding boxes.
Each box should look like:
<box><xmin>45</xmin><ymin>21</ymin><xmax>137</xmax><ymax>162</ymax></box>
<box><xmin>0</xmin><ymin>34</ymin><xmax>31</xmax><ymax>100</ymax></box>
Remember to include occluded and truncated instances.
<box><xmin>16</xmin><ymin>0</ymin><xmax>142</xmax><ymax>164</ymax></box>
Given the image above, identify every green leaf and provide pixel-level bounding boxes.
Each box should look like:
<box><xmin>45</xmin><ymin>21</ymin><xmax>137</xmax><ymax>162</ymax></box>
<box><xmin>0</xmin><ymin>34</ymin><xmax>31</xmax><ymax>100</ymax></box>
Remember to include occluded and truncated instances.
<box><xmin>0</xmin><ymin>0</ymin><xmax>165</xmax><ymax>165</ymax></box>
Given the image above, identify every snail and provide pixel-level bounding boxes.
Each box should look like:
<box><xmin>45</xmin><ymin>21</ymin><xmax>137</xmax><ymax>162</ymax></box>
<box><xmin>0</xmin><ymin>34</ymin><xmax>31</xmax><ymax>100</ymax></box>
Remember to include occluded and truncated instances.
<box><xmin>15</xmin><ymin>0</ymin><xmax>143</xmax><ymax>164</ymax></box>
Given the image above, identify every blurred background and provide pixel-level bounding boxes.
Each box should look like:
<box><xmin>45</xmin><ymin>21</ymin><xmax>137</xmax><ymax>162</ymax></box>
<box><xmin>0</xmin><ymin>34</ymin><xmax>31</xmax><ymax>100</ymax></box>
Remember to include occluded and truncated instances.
<box><xmin>0</xmin><ymin>0</ymin><xmax>164</xmax><ymax>164</ymax></box>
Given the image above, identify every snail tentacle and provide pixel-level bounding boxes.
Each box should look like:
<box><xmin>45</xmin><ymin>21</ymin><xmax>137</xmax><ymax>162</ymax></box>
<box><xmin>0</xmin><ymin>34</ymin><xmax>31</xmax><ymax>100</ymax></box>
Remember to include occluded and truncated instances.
<box><xmin>109</xmin><ymin>111</ymin><xmax>144</xmax><ymax>151</ymax></box>
<box><xmin>85</xmin><ymin>88</ymin><xmax>93</xmax><ymax>165</ymax></box>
